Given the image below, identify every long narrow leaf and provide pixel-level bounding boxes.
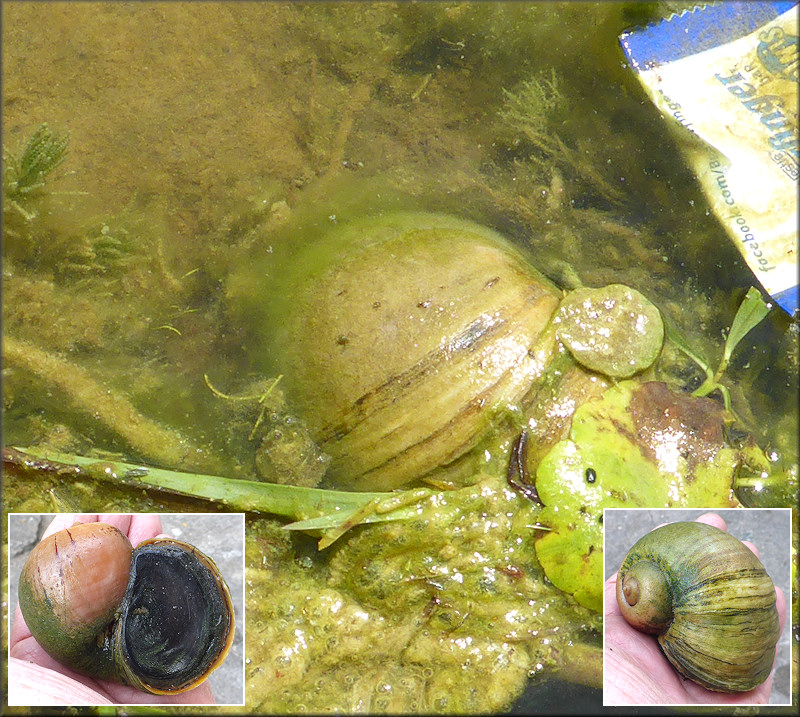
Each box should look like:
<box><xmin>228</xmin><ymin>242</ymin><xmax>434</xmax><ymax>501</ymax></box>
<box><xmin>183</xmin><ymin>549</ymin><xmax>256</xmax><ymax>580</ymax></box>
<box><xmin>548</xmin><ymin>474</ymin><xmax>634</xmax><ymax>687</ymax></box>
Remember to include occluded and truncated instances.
<box><xmin>3</xmin><ymin>446</ymin><xmax>404</xmax><ymax>524</ymax></box>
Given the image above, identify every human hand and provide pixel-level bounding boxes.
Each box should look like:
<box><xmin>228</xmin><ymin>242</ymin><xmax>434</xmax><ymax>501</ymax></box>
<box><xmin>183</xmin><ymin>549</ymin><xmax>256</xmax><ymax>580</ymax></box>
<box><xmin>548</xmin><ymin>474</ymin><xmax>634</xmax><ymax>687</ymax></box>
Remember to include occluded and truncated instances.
<box><xmin>603</xmin><ymin>512</ymin><xmax>786</xmax><ymax>705</ymax></box>
<box><xmin>10</xmin><ymin>513</ymin><xmax>216</xmax><ymax>706</ymax></box>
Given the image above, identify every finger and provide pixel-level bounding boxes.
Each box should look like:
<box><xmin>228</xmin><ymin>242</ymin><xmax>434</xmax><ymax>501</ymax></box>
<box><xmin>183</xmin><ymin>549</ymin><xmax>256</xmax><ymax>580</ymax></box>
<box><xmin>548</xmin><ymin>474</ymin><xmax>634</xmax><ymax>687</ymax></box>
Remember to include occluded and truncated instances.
<box><xmin>10</xmin><ymin>603</ymin><xmax>30</xmax><ymax>647</ymax></box>
<box><xmin>101</xmin><ymin>676</ymin><xmax>216</xmax><ymax>705</ymax></box>
<box><xmin>42</xmin><ymin>514</ymin><xmax>162</xmax><ymax>548</ymax></box>
<box><xmin>127</xmin><ymin>514</ymin><xmax>164</xmax><ymax>548</ymax></box>
<box><xmin>95</xmin><ymin>514</ymin><xmax>133</xmax><ymax>535</ymax></box>
<box><xmin>11</xmin><ymin>635</ymin><xmax>88</xmax><ymax>677</ymax></box>
<box><xmin>41</xmin><ymin>514</ymin><xmax>83</xmax><ymax>539</ymax></box>
<box><xmin>741</xmin><ymin>539</ymin><xmax>760</xmax><ymax>560</ymax></box>
<box><xmin>694</xmin><ymin>512</ymin><xmax>726</xmax><ymax>531</ymax></box>
<box><xmin>604</xmin><ymin>574</ymin><xmax>620</xmax><ymax>618</ymax></box>
<box><xmin>775</xmin><ymin>585</ymin><xmax>786</xmax><ymax>635</ymax></box>
<box><xmin>11</xmin><ymin>623</ymin><xmax>218</xmax><ymax>705</ymax></box>
<box><xmin>42</xmin><ymin>513</ymin><xmax>136</xmax><ymax>539</ymax></box>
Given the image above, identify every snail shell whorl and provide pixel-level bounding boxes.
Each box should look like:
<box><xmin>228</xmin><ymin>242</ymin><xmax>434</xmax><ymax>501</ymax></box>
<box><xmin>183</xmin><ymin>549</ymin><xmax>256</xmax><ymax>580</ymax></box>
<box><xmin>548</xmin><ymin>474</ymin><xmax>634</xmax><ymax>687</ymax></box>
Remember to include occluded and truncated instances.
<box><xmin>616</xmin><ymin>559</ymin><xmax>672</xmax><ymax>635</ymax></box>
<box><xmin>277</xmin><ymin>212</ymin><xmax>562</xmax><ymax>491</ymax></box>
<box><xmin>616</xmin><ymin>521</ymin><xmax>780</xmax><ymax>693</ymax></box>
<box><xmin>18</xmin><ymin>522</ymin><xmax>132</xmax><ymax>681</ymax></box>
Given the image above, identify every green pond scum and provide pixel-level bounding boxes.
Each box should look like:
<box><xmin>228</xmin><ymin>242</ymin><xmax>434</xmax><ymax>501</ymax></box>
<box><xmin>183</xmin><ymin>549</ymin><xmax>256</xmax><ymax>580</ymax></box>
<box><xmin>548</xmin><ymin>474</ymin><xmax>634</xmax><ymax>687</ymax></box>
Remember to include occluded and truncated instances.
<box><xmin>2</xmin><ymin>2</ymin><xmax>797</xmax><ymax>714</ymax></box>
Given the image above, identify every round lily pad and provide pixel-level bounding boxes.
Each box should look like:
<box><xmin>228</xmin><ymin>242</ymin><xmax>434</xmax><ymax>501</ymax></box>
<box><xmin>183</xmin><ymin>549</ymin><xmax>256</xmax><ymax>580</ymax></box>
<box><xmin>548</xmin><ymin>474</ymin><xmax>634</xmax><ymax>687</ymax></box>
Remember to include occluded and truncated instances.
<box><xmin>555</xmin><ymin>284</ymin><xmax>664</xmax><ymax>378</ymax></box>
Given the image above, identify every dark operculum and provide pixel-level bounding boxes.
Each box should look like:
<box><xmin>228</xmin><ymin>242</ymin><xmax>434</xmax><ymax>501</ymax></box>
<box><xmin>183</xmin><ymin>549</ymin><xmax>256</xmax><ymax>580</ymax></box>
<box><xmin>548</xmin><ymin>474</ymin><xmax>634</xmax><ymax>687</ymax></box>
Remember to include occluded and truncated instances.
<box><xmin>117</xmin><ymin>542</ymin><xmax>233</xmax><ymax>693</ymax></box>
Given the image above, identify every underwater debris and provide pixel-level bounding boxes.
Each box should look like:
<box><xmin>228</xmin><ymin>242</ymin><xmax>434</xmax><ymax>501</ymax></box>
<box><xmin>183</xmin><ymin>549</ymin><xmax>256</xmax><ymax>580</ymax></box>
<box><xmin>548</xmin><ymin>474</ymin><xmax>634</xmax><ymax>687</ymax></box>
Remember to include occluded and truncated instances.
<box><xmin>3</xmin><ymin>336</ymin><xmax>228</xmax><ymax>474</ymax></box>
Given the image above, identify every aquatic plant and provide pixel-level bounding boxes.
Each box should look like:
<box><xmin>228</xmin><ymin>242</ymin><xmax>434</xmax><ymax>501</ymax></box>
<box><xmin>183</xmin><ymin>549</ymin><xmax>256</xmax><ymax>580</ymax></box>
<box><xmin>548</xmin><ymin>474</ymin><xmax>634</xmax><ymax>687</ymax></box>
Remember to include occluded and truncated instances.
<box><xmin>499</xmin><ymin>71</ymin><xmax>627</xmax><ymax>207</ymax></box>
<box><xmin>3</xmin><ymin>123</ymin><xmax>69</xmax><ymax>204</ymax></box>
<box><xmin>499</xmin><ymin>70</ymin><xmax>566</xmax><ymax>157</ymax></box>
<box><xmin>497</xmin><ymin>73</ymin><xmax>566</xmax><ymax>208</ymax></box>
<box><xmin>666</xmin><ymin>287</ymin><xmax>771</xmax><ymax>412</ymax></box>
<box><xmin>58</xmin><ymin>213</ymin><xmax>143</xmax><ymax>280</ymax></box>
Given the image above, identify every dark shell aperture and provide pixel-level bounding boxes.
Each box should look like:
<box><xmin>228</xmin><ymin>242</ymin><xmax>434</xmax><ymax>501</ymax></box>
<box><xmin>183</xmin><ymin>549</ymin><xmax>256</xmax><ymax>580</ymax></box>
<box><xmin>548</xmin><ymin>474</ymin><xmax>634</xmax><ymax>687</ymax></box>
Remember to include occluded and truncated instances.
<box><xmin>116</xmin><ymin>538</ymin><xmax>234</xmax><ymax>694</ymax></box>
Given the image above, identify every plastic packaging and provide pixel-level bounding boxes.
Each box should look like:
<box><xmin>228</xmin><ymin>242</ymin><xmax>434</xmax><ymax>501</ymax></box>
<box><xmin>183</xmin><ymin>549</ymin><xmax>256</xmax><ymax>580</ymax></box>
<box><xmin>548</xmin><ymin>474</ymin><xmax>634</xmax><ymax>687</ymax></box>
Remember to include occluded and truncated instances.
<box><xmin>620</xmin><ymin>2</ymin><xmax>798</xmax><ymax>315</ymax></box>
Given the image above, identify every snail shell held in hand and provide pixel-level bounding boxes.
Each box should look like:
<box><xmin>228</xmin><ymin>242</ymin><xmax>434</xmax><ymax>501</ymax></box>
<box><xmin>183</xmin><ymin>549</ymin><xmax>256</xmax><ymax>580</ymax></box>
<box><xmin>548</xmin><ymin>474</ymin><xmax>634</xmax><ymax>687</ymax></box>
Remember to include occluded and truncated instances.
<box><xmin>18</xmin><ymin>522</ymin><xmax>235</xmax><ymax>694</ymax></box>
<box><xmin>616</xmin><ymin>521</ymin><xmax>780</xmax><ymax>692</ymax></box>
<box><xmin>263</xmin><ymin>211</ymin><xmax>663</xmax><ymax>491</ymax></box>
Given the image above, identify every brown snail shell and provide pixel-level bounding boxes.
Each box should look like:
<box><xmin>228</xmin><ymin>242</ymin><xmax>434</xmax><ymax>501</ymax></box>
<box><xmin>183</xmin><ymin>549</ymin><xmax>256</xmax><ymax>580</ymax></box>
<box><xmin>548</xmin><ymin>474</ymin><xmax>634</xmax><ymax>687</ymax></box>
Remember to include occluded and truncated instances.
<box><xmin>18</xmin><ymin>522</ymin><xmax>235</xmax><ymax>694</ymax></box>
<box><xmin>616</xmin><ymin>521</ymin><xmax>780</xmax><ymax>692</ymax></box>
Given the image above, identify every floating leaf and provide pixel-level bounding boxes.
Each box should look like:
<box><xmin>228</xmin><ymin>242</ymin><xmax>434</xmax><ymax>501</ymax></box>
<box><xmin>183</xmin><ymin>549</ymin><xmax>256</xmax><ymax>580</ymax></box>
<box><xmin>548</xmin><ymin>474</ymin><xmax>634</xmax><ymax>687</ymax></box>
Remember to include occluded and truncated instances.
<box><xmin>533</xmin><ymin>381</ymin><xmax>738</xmax><ymax>611</ymax></box>
<box><xmin>556</xmin><ymin>284</ymin><xmax>664</xmax><ymax>378</ymax></box>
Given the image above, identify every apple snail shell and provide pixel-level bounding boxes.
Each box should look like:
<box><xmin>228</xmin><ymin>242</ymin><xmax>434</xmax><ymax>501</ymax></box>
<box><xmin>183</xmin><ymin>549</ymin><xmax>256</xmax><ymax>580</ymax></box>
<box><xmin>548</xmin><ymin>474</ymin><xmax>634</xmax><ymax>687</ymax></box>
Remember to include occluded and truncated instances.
<box><xmin>18</xmin><ymin>522</ymin><xmax>235</xmax><ymax>694</ymax></box>
<box><xmin>616</xmin><ymin>521</ymin><xmax>780</xmax><ymax>692</ymax></box>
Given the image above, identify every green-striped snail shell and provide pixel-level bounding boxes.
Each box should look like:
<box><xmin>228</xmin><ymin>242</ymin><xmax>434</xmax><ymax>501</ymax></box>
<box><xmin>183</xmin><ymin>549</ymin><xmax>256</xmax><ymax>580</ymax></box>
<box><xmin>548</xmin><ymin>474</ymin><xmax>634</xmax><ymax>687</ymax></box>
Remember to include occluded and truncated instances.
<box><xmin>616</xmin><ymin>521</ymin><xmax>780</xmax><ymax>692</ymax></box>
<box><xmin>264</xmin><ymin>211</ymin><xmax>664</xmax><ymax>492</ymax></box>
<box><xmin>18</xmin><ymin>522</ymin><xmax>235</xmax><ymax>694</ymax></box>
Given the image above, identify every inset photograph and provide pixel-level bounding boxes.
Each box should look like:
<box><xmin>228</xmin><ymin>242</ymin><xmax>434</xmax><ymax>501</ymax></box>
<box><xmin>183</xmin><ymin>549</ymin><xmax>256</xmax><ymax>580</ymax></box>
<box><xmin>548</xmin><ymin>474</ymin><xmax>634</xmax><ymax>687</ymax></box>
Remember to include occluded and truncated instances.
<box><xmin>7</xmin><ymin>512</ymin><xmax>244</xmax><ymax>707</ymax></box>
<box><xmin>603</xmin><ymin>508</ymin><xmax>791</xmax><ymax>706</ymax></box>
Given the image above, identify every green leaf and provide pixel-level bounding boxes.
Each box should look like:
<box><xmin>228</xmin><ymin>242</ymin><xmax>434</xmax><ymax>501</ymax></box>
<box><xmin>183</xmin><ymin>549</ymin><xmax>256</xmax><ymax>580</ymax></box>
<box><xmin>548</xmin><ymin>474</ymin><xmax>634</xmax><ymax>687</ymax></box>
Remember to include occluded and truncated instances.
<box><xmin>722</xmin><ymin>287</ymin><xmax>770</xmax><ymax>366</ymax></box>
<box><xmin>533</xmin><ymin>381</ymin><xmax>738</xmax><ymax>611</ymax></box>
<box><xmin>687</xmin><ymin>288</ymin><xmax>771</xmax><ymax>411</ymax></box>
<box><xmin>4</xmin><ymin>446</ymin><xmax>424</xmax><ymax>532</ymax></box>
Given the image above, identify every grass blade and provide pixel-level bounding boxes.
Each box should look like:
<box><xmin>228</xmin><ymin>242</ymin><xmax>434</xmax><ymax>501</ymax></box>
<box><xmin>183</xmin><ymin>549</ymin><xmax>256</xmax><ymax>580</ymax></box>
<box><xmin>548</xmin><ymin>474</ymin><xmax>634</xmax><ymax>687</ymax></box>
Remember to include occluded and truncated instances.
<box><xmin>4</xmin><ymin>446</ymin><xmax>388</xmax><ymax>522</ymax></box>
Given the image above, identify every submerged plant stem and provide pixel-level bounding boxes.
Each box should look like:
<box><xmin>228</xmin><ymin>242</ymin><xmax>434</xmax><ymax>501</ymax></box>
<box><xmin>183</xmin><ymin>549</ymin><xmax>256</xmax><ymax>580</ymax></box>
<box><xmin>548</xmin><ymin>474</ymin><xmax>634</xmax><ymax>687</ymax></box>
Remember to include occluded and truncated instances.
<box><xmin>3</xmin><ymin>336</ymin><xmax>227</xmax><ymax>473</ymax></box>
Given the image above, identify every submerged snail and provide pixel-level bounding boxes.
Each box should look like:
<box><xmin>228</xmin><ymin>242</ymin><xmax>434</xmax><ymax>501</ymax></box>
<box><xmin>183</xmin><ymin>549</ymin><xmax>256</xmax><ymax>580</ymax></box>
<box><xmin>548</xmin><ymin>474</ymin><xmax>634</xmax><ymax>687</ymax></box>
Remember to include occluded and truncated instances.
<box><xmin>261</xmin><ymin>211</ymin><xmax>664</xmax><ymax>491</ymax></box>
<box><xmin>616</xmin><ymin>521</ymin><xmax>780</xmax><ymax>693</ymax></box>
<box><xmin>18</xmin><ymin>522</ymin><xmax>234</xmax><ymax>694</ymax></box>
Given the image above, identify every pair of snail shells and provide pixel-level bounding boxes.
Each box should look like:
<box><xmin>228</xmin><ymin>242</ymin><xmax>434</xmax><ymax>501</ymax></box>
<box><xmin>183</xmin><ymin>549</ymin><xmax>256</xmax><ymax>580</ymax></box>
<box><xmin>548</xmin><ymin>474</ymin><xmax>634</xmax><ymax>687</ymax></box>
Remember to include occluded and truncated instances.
<box><xmin>616</xmin><ymin>521</ymin><xmax>780</xmax><ymax>693</ymax></box>
<box><xmin>18</xmin><ymin>522</ymin><xmax>235</xmax><ymax>694</ymax></box>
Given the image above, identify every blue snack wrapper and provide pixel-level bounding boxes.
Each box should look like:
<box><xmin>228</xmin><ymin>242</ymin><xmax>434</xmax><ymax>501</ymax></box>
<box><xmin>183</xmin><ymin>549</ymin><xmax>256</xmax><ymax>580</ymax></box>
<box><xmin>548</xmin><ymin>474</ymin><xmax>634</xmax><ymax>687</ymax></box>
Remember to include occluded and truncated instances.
<box><xmin>620</xmin><ymin>2</ymin><xmax>798</xmax><ymax>315</ymax></box>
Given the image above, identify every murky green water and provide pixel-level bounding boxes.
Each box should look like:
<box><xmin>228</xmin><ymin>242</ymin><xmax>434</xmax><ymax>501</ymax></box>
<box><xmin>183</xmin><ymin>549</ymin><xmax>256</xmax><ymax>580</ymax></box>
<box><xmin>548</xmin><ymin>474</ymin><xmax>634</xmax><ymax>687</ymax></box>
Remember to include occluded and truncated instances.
<box><xmin>3</xmin><ymin>2</ymin><xmax>797</xmax><ymax>713</ymax></box>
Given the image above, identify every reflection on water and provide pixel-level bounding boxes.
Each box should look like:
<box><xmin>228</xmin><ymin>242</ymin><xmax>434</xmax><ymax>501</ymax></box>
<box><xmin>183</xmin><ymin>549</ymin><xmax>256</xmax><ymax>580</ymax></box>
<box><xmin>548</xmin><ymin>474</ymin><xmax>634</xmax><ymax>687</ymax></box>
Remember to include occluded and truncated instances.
<box><xmin>3</xmin><ymin>2</ymin><xmax>796</xmax><ymax>712</ymax></box>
